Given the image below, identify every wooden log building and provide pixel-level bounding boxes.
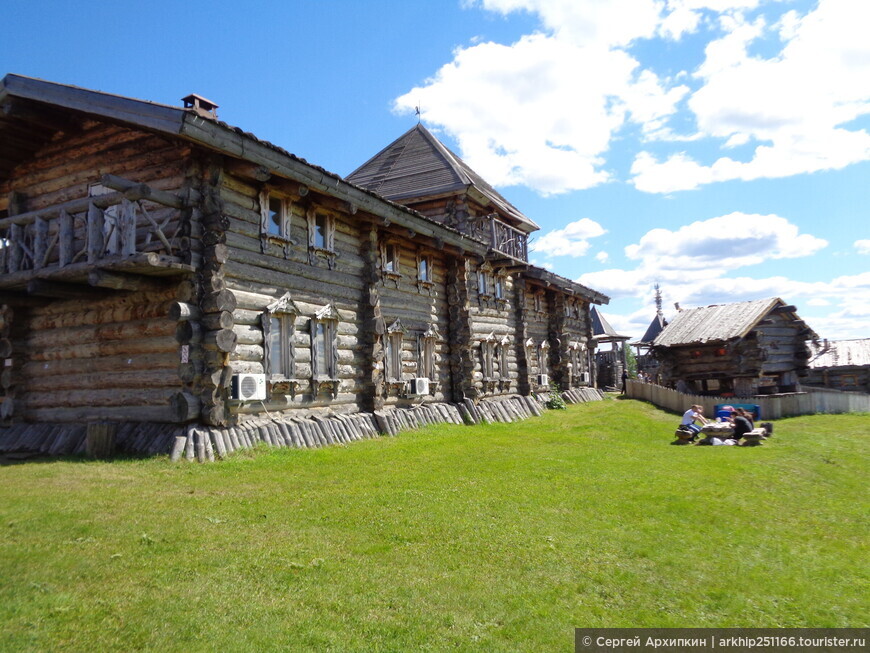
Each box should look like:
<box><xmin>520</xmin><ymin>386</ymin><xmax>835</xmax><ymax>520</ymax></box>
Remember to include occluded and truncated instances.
<box><xmin>0</xmin><ymin>74</ymin><xmax>608</xmax><ymax>457</ymax></box>
<box><xmin>650</xmin><ymin>298</ymin><xmax>817</xmax><ymax>396</ymax></box>
<box><xmin>804</xmin><ymin>338</ymin><xmax>870</xmax><ymax>393</ymax></box>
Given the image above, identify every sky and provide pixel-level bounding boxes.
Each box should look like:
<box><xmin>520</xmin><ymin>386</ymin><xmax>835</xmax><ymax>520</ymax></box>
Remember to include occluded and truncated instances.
<box><xmin>3</xmin><ymin>0</ymin><xmax>868</xmax><ymax>343</ymax></box>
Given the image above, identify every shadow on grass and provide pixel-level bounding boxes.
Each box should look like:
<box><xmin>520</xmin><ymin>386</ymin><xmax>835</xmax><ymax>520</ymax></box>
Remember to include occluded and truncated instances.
<box><xmin>0</xmin><ymin>451</ymin><xmax>156</xmax><ymax>466</ymax></box>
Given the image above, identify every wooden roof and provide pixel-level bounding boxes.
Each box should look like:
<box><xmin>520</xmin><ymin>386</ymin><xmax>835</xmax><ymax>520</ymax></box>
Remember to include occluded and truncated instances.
<box><xmin>0</xmin><ymin>74</ymin><xmax>488</xmax><ymax>255</ymax></box>
<box><xmin>523</xmin><ymin>265</ymin><xmax>609</xmax><ymax>305</ymax></box>
<box><xmin>591</xmin><ymin>306</ymin><xmax>630</xmax><ymax>341</ymax></box>
<box><xmin>346</xmin><ymin>124</ymin><xmax>539</xmax><ymax>233</ymax></box>
<box><xmin>808</xmin><ymin>338</ymin><xmax>870</xmax><ymax>368</ymax></box>
<box><xmin>632</xmin><ymin>313</ymin><xmax>666</xmax><ymax>346</ymax></box>
<box><xmin>652</xmin><ymin>298</ymin><xmax>816</xmax><ymax>347</ymax></box>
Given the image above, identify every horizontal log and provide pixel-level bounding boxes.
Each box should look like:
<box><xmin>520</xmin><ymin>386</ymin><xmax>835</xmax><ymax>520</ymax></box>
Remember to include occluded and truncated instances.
<box><xmin>26</xmin><ymin>318</ymin><xmax>175</xmax><ymax>348</ymax></box>
<box><xmin>202</xmin><ymin>329</ymin><xmax>237</xmax><ymax>353</ymax></box>
<box><xmin>168</xmin><ymin>301</ymin><xmax>201</xmax><ymax>321</ymax></box>
<box><xmin>201</xmin><ymin>289</ymin><xmax>237</xmax><ymax>313</ymax></box>
<box><xmin>170</xmin><ymin>391</ymin><xmax>200</xmax><ymax>422</ymax></box>
<box><xmin>23</xmin><ymin>386</ymin><xmax>176</xmax><ymax>409</ymax></box>
<box><xmin>22</xmin><ymin>351</ymin><xmax>177</xmax><ymax>378</ymax></box>
<box><xmin>26</xmin><ymin>405</ymin><xmax>177</xmax><ymax>423</ymax></box>
<box><xmin>20</xmin><ymin>368</ymin><xmax>177</xmax><ymax>392</ymax></box>
<box><xmin>28</xmin><ymin>335</ymin><xmax>177</xmax><ymax>361</ymax></box>
<box><xmin>202</xmin><ymin>311</ymin><xmax>234</xmax><ymax>331</ymax></box>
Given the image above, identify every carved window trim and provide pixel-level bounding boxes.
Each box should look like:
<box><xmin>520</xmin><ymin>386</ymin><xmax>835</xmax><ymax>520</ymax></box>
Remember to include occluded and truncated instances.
<box><xmin>259</xmin><ymin>190</ymin><xmax>297</xmax><ymax>256</ymax></box>
<box><xmin>385</xmin><ymin>318</ymin><xmax>408</xmax><ymax>383</ymax></box>
<box><xmin>416</xmin><ymin>251</ymin><xmax>434</xmax><ymax>292</ymax></box>
<box><xmin>261</xmin><ymin>292</ymin><xmax>300</xmax><ymax>384</ymax></box>
<box><xmin>417</xmin><ymin>324</ymin><xmax>439</xmax><ymax>381</ymax></box>
<box><xmin>381</xmin><ymin>241</ymin><xmax>402</xmax><ymax>282</ymax></box>
<box><xmin>480</xmin><ymin>332</ymin><xmax>497</xmax><ymax>381</ymax></box>
<box><xmin>539</xmin><ymin>340</ymin><xmax>551</xmax><ymax>376</ymax></box>
<box><xmin>306</xmin><ymin>208</ymin><xmax>337</xmax><ymax>268</ymax></box>
<box><xmin>477</xmin><ymin>262</ymin><xmax>493</xmax><ymax>298</ymax></box>
<box><xmin>311</xmin><ymin>303</ymin><xmax>340</xmax><ymax>397</ymax></box>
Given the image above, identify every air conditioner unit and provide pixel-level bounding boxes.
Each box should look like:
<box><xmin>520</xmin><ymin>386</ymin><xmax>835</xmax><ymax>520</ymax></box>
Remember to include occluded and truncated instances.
<box><xmin>409</xmin><ymin>377</ymin><xmax>430</xmax><ymax>396</ymax></box>
<box><xmin>231</xmin><ymin>373</ymin><xmax>266</xmax><ymax>401</ymax></box>
<box><xmin>537</xmin><ymin>374</ymin><xmax>549</xmax><ymax>386</ymax></box>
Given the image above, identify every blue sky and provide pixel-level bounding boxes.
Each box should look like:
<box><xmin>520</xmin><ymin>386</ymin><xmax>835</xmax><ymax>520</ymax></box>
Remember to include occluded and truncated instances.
<box><xmin>4</xmin><ymin>0</ymin><xmax>868</xmax><ymax>342</ymax></box>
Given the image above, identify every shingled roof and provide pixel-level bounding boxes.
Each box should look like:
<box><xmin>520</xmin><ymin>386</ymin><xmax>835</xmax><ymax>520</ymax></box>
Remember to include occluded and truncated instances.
<box><xmin>652</xmin><ymin>298</ymin><xmax>815</xmax><ymax>347</ymax></box>
<box><xmin>633</xmin><ymin>314</ymin><xmax>667</xmax><ymax>345</ymax></box>
<box><xmin>346</xmin><ymin>124</ymin><xmax>538</xmax><ymax>233</ymax></box>
<box><xmin>808</xmin><ymin>338</ymin><xmax>870</xmax><ymax>368</ymax></box>
<box><xmin>591</xmin><ymin>306</ymin><xmax>630</xmax><ymax>341</ymax></box>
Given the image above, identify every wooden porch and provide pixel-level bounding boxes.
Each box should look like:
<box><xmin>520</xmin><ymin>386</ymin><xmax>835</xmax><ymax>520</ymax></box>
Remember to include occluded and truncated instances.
<box><xmin>0</xmin><ymin>174</ymin><xmax>194</xmax><ymax>298</ymax></box>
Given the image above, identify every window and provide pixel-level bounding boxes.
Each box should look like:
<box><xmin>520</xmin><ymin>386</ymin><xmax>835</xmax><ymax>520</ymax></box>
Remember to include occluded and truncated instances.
<box><xmin>539</xmin><ymin>341</ymin><xmax>550</xmax><ymax>375</ymax></box>
<box><xmin>534</xmin><ymin>292</ymin><xmax>544</xmax><ymax>313</ymax></box>
<box><xmin>385</xmin><ymin>319</ymin><xmax>408</xmax><ymax>383</ymax></box>
<box><xmin>418</xmin><ymin>326</ymin><xmax>438</xmax><ymax>380</ymax></box>
<box><xmin>260</xmin><ymin>190</ymin><xmax>291</xmax><ymax>239</ymax></box>
<box><xmin>481</xmin><ymin>333</ymin><xmax>496</xmax><ymax>379</ymax></box>
<box><xmin>418</xmin><ymin>254</ymin><xmax>431</xmax><ymax>283</ymax></box>
<box><xmin>496</xmin><ymin>336</ymin><xmax>509</xmax><ymax>380</ymax></box>
<box><xmin>384</xmin><ymin>243</ymin><xmax>400</xmax><ymax>274</ymax></box>
<box><xmin>494</xmin><ymin>275</ymin><xmax>505</xmax><ymax>300</ymax></box>
<box><xmin>311</xmin><ymin>304</ymin><xmax>339</xmax><ymax>381</ymax></box>
<box><xmin>477</xmin><ymin>269</ymin><xmax>488</xmax><ymax>295</ymax></box>
<box><xmin>307</xmin><ymin>209</ymin><xmax>334</xmax><ymax>252</ymax></box>
<box><xmin>261</xmin><ymin>293</ymin><xmax>299</xmax><ymax>380</ymax></box>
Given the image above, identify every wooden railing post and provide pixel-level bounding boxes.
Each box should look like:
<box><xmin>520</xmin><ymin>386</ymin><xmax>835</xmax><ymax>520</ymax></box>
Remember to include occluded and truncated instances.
<box><xmin>86</xmin><ymin>201</ymin><xmax>104</xmax><ymax>262</ymax></box>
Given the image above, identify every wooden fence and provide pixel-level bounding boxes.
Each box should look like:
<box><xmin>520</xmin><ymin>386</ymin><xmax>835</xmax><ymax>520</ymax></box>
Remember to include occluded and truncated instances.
<box><xmin>626</xmin><ymin>380</ymin><xmax>870</xmax><ymax>419</ymax></box>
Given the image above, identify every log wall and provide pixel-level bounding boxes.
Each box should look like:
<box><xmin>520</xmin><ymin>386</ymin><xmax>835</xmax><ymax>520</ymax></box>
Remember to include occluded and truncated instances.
<box><xmin>1</xmin><ymin>121</ymin><xmax>194</xmax><ymax>423</ymax></box>
<box><xmin>219</xmin><ymin>168</ymin><xmax>367</xmax><ymax>420</ymax></box>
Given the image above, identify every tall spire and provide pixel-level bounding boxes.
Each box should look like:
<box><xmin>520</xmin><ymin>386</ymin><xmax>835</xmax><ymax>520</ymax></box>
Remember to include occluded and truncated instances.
<box><xmin>654</xmin><ymin>283</ymin><xmax>663</xmax><ymax>317</ymax></box>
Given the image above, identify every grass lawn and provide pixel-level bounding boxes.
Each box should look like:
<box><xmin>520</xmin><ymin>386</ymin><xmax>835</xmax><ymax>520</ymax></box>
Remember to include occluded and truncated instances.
<box><xmin>0</xmin><ymin>398</ymin><xmax>867</xmax><ymax>652</ymax></box>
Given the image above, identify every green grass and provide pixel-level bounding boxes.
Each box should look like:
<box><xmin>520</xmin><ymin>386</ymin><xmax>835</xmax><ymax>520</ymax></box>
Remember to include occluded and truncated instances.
<box><xmin>1</xmin><ymin>399</ymin><xmax>867</xmax><ymax>652</ymax></box>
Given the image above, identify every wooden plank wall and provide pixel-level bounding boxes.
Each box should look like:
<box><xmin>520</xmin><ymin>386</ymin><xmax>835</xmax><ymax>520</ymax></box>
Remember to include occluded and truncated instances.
<box><xmin>626</xmin><ymin>379</ymin><xmax>870</xmax><ymax>419</ymax></box>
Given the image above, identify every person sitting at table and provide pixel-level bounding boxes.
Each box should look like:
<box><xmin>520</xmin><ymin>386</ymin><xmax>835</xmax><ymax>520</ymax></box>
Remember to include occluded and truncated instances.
<box><xmin>680</xmin><ymin>404</ymin><xmax>709</xmax><ymax>441</ymax></box>
<box><xmin>729</xmin><ymin>408</ymin><xmax>754</xmax><ymax>440</ymax></box>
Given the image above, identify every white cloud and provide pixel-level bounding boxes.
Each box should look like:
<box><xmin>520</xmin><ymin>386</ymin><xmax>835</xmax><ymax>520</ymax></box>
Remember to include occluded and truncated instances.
<box><xmin>395</xmin><ymin>1</ymin><xmax>691</xmax><ymax>195</ymax></box>
<box><xmin>632</xmin><ymin>0</ymin><xmax>870</xmax><ymax>192</ymax></box>
<box><xmin>530</xmin><ymin>218</ymin><xmax>607</xmax><ymax>256</ymax></box>
<box><xmin>624</xmin><ymin>212</ymin><xmax>827</xmax><ymax>271</ymax></box>
<box><xmin>595</xmin><ymin>251</ymin><xmax>609</xmax><ymax>263</ymax></box>
<box><xmin>855</xmin><ymin>239</ymin><xmax>870</xmax><ymax>255</ymax></box>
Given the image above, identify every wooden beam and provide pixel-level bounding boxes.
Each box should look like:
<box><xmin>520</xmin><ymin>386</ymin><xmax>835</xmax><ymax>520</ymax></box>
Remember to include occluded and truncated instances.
<box><xmin>87</xmin><ymin>270</ymin><xmax>145</xmax><ymax>291</ymax></box>
<box><xmin>25</xmin><ymin>279</ymin><xmax>110</xmax><ymax>300</ymax></box>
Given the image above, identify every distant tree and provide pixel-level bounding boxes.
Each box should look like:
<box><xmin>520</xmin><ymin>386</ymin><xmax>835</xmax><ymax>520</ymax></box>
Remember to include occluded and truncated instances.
<box><xmin>625</xmin><ymin>347</ymin><xmax>638</xmax><ymax>378</ymax></box>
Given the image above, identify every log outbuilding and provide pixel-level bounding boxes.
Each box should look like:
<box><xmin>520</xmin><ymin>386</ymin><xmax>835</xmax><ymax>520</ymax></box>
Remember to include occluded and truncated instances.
<box><xmin>650</xmin><ymin>298</ymin><xmax>817</xmax><ymax>396</ymax></box>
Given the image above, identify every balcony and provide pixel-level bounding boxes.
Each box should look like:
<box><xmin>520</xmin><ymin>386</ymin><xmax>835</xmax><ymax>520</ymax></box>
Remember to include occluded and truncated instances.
<box><xmin>469</xmin><ymin>214</ymin><xmax>528</xmax><ymax>262</ymax></box>
<box><xmin>0</xmin><ymin>175</ymin><xmax>194</xmax><ymax>296</ymax></box>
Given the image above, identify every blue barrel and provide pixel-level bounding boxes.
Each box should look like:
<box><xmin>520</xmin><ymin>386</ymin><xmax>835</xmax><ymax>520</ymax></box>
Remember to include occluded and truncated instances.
<box><xmin>715</xmin><ymin>403</ymin><xmax>761</xmax><ymax>420</ymax></box>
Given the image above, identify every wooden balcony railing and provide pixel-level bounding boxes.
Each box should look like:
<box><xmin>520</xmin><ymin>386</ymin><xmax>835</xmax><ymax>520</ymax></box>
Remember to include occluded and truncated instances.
<box><xmin>469</xmin><ymin>214</ymin><xmax>528</xmax><ymax>262</ymax></box>
<box><xmin>0</xmin><ymin>175</ymin><xmax>191</xmax><ymax>288</ymax></box>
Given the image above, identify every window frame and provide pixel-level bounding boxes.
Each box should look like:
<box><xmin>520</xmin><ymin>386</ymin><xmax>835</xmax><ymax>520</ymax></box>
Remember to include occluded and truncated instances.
<box><xmin>259</xmin><ymin>189</ymin><xmax>293</xmax><ymax>241</ymax></box>
<box><xmin>306</xmin><ymin>208</ymin><xmax>337</xmax><ymax>267</ymax></box>
<box><xmin>539</xmin><ymin>340</ymin><xmax>551</xmax><ymax>376</ymax></box>
<box><xmin>418</xmin><ymin>325</ymin><xmax>438</xmax><ymax>381</ymax></box>
<box><xmin>385</xmin><ymin>319</ymin><xmax>408</xmax><ymax>383</ymax></box>
<box><xmin>261</xmin><ymin>293</ymin><xmax>300</xmax><ymax>382</ymax></box>
<box><xmin>311</xmin><ymin>304</ymin><xmax>340</xmax><ymax>396</ymax></box>
<box><xmin>382</xmin><ymin>241</ymin><xmax>402</xmax><ymax>278</ymax></box>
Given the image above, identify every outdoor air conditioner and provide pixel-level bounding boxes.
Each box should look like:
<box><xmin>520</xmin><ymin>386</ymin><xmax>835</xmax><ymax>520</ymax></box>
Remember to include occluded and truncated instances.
<box><xmin>537</xmin><ymin>374</ymin><xmax>549</xmax><ymax>386</ymax></box>
<box><xmin>231</xmin><ymin>373</ymin><xmax>267</xmax><ymax>401</ymax></box>
<box><xmin>409</xmin><ymin>377</ymin><xmax>430</xmax><ymax>396</ymax></box>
